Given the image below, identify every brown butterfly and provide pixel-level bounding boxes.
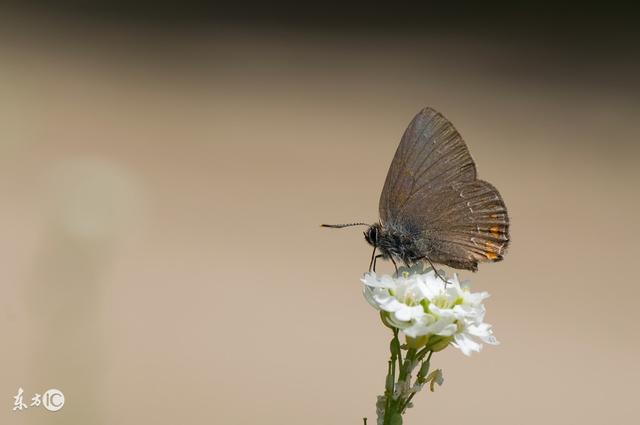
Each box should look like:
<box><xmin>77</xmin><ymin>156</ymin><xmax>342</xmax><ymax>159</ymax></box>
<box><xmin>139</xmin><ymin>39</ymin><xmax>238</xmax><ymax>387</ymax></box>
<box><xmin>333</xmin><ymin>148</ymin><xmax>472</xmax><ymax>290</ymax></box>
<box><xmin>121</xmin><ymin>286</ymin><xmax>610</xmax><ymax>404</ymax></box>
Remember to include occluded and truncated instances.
<box><xmin>323</xmin><ymin>107</ymin><xmax>509</xmax><ymax>274</ymax></box>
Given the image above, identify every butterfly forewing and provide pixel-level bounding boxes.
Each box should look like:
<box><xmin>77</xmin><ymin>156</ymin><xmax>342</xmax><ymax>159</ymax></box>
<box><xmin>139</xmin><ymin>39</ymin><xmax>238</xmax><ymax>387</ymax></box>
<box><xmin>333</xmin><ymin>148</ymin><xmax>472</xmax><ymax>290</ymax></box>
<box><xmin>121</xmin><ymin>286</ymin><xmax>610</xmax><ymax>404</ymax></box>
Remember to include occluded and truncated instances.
<box><xmin>379</xmin><ymin>108</ymin><xmax>476</xmax><ymax>224</ymax></box>
<box><xmin>379</xmin><ymin>107</ymin><xmax>510</xmax><ymax>271</ymax></box>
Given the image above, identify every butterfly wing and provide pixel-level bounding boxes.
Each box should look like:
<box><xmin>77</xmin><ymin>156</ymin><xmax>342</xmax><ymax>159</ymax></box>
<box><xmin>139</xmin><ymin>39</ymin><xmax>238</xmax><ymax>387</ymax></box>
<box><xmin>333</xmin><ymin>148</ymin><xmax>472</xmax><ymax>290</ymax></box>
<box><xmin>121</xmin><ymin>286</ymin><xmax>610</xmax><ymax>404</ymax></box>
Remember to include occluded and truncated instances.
<box><xmin>412</xmin><ymin>179</ymin><xmax>509</xmax><ymax>271</ymax></box>
<box><xmin>379</xmin><ymin>107</ymin><xmax>477</xmax><ymax>222</ymax></box>
<box><xmin>379</xmin><ymin>107</ymin><xmax>509</xmax><ymax>271</ymax></box>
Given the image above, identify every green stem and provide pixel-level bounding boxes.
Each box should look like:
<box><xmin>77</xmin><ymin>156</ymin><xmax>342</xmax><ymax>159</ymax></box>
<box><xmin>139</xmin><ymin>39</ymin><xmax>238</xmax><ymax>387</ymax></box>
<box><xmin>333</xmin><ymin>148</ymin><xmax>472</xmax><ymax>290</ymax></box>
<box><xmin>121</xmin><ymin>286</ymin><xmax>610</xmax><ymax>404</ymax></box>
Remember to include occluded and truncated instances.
<box><xmin>380</xmin><ymin>332</ymin><xmax>438</xmax><ymax>424</ymax></box>
<box><xmin>399</xmin><ymin>347</ymin><xmax>416</xmax><ymax>381</ymax></box>
<box><xmin>383</xmin><ymin>330</ymin><xmax>400</xmax><ymax>425</ymax></box>
<box><xmin>416</xmin><ymin>345</ymin><xmax>431</xmax><ymax>359</ymax></box>
<box><xmin>399</xmin><ymin>351</ymin><xmax>434</xmax><ymax>413</ymax></box>
<box><xmin>383</xmin><ymin>351</ymin><xmax>395</xmax><ymax>424</ymax></box>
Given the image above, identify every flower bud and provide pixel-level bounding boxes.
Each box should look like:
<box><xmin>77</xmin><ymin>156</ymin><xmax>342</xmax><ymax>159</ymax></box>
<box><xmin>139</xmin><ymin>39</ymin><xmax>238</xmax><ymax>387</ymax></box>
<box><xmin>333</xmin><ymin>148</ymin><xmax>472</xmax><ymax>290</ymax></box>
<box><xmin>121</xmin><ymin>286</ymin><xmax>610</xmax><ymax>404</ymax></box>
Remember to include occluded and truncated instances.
<box><xmin>404</xmin><ymin>335</ymin><xmax>428</xmax><ymax>349</ymax></box>
<box><xmin>425</xmin><ymin>335</ymin><xmax>453</xmax><ymax>352</ymax></box>
<box><xmin>417</xmin><ymin>360</ymin><xmax>430</xmax><ymax>380</ymax></box>
<box><xmin>380</xmin><ymin>312</ymin><xmax>396</xmax><ymax>330</ymax></box>
<box><xmin>385</xmin><ymin>372</ymin><xmax>394</xmax><ymax>393</ymax></box>
<box><xmin>390</xmin><ymin>338</ymin><xmax>401</xmax><ymax>358</ymax></box>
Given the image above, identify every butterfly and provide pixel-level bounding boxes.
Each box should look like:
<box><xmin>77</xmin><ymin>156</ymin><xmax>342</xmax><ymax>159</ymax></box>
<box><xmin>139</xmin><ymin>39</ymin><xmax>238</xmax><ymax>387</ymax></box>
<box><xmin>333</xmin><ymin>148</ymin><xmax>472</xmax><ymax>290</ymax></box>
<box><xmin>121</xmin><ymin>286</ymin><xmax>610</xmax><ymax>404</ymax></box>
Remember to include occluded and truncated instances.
<box><xmin>322</xmin><ymin>107</ymin><xmax>509</xmax><ymax>275</ymax></box>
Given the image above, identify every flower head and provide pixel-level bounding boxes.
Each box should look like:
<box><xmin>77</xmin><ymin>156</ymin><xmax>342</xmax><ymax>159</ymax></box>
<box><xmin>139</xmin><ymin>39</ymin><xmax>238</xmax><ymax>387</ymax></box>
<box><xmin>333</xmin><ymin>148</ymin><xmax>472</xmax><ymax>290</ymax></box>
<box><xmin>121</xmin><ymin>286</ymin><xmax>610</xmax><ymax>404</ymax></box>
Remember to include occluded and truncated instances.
<box><xmin>362</xmin><ymin>264</ymin><xmax>498</xmax><ymax>356</ymax></box>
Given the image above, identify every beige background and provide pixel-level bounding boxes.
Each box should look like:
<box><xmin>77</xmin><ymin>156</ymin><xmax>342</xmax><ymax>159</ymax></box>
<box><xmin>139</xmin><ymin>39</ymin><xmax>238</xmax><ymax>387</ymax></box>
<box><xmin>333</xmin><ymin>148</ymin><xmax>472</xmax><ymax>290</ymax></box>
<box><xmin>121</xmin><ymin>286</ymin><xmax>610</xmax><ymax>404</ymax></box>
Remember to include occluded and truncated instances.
<box><xmin>1</xmin><ymin>14</ymin><xmax>639</xmax><ymax>425</ymax></box>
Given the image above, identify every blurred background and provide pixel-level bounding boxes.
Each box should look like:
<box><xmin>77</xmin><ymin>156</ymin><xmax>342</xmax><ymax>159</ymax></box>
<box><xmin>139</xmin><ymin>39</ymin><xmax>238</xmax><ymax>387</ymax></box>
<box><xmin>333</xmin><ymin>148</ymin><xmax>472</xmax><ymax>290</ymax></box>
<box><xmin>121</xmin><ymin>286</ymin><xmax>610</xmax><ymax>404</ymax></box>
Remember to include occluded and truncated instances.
<box><xmin>1</xmin><ymin>2</ymin><xmax>639</xmax><ymax>424</ymax></box>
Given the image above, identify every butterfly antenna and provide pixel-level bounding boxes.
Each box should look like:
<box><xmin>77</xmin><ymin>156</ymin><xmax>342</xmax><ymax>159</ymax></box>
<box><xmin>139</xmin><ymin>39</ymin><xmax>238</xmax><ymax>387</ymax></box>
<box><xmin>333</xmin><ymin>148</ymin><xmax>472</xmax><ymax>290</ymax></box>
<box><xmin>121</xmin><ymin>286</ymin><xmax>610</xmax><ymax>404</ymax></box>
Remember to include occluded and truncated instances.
<box><xmin>320</xmin><ymin>222</ymin><xmax>370</xmax><ymax>228</ymax></box>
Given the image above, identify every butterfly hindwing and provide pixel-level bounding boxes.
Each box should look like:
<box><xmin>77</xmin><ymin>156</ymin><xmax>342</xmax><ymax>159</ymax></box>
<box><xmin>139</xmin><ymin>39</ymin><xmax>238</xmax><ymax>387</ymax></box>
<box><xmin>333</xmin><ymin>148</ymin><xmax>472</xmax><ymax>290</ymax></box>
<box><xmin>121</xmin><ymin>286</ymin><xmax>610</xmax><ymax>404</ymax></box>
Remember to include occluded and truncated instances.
<box><xmin>418</xmin><ymin>180</ymin><xmax>509</xmax><ymax>271</ymax></box>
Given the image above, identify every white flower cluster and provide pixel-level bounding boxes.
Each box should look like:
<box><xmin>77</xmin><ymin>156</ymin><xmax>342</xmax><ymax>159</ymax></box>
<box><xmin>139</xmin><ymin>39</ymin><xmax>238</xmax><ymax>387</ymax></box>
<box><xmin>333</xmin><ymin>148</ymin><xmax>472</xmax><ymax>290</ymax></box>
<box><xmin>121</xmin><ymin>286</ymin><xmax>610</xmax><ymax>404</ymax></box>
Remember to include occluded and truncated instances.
<box><xmin>362</xmin><ymin>266</ymin><xmax>499</xmax><ymax>356</ymax></box>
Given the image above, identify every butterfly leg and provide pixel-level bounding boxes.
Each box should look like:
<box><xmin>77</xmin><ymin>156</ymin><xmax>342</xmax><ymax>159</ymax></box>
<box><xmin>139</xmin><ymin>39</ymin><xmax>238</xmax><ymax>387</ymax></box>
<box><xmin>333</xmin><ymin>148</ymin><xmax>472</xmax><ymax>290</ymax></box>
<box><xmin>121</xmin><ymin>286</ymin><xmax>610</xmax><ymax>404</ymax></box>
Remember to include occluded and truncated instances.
<box><xmin>421</xmin><ymin>256</ymin><xmax>448</xmax><ymax>285</ymax></box>
<box><xmin>390</xmin><ymin>256</ymin><xmax>398</xmax><ymax>275</ymax></box>
<box><xmin>372</xmin><ymin>255</ymin><xmax>384</xmax><ymax>272</ymax></box>
<box><xmin>368</xmin><ymin>246</ymin><xmax>377</xmax><ymax>272</ymax></box>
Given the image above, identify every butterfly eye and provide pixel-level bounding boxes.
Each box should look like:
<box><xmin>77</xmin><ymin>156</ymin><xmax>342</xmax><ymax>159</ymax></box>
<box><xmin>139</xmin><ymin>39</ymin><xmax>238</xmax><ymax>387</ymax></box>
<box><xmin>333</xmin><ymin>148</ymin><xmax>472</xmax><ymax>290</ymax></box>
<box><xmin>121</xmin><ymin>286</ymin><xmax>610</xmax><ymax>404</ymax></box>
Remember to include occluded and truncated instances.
<box><xmin>364</xmin><ymin>226</ymin><xmax>378</xmax><ymax>246</ymax></box>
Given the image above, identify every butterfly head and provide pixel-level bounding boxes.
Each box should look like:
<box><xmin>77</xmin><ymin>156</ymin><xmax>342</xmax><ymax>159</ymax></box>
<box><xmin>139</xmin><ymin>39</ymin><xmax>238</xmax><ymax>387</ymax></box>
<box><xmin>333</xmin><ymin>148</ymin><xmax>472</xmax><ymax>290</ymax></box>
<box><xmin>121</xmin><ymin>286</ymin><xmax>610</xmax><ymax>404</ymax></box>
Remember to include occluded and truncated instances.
<box><xmin>364</xmin><ymin>223</ymin><xmax>383</xmax><ymax>247</ymax></box>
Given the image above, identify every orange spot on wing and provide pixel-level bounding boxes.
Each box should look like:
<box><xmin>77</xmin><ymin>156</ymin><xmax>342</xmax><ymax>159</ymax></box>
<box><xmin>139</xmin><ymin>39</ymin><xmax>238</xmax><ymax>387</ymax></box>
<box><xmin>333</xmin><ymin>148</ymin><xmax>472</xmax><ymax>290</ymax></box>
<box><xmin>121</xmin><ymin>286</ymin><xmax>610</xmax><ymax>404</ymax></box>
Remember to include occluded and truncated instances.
<box><xmin>484</xmin><ymin>241</ymin><xmax>501</xmax><ymax>260</ymax></box>
<box><xmin>490</xmin><ymin>226</ymin><xmax>501</xmax><ymax>237</ymax></box>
